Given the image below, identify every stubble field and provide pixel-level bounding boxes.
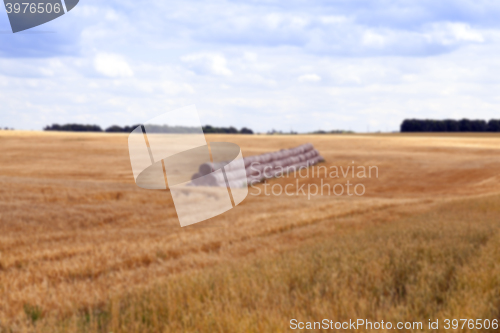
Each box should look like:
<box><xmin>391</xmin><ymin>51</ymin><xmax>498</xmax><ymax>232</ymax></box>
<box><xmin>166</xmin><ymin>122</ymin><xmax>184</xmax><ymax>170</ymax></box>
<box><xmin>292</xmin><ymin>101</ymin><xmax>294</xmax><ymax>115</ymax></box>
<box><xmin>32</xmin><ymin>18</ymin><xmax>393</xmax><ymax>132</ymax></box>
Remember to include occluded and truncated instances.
<box><xmin>0</xmin><ymin>131</ymin><xmax>499</xmax><ymax>332</ymax></box>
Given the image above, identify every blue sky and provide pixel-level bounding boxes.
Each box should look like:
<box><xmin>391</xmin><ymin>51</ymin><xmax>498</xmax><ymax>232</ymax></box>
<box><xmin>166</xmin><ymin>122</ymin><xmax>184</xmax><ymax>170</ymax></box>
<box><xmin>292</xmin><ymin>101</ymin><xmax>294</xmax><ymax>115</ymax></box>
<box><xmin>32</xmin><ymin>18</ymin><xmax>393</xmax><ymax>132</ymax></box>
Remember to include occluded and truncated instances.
<box><xmin>1</xmin><ymin>0</ymin><xmax>500</xmax><ymax>132</ymax></box>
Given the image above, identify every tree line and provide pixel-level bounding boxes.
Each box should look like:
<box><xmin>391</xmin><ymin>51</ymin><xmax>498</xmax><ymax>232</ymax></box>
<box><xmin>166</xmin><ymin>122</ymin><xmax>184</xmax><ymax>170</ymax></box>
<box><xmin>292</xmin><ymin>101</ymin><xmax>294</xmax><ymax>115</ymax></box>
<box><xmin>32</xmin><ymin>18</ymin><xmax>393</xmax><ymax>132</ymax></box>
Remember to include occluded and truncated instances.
<box><xmin>310</xmin><ymin>130</ymin><xmax>354</xmax><ymax>134</ymax></box>
<box><xmin>401</xmin><ymin>119</ymin><xmax>500</xmax><ymax>132</ymax></box>
<box><xmin>202</xmin><ymin>125</ymin><xmax>253</xmax><ymax>134</ymax></box>
<box><xmin>43</xmin><ymin>123</ymin><xmax>254</xmax><ymax>134</ymax></box>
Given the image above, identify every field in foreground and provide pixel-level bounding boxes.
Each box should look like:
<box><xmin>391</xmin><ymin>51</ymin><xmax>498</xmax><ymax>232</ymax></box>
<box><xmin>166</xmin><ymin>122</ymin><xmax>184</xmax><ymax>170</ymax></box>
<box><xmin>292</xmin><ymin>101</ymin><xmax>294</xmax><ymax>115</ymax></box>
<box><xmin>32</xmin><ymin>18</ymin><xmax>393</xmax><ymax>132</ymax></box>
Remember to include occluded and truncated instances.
<box><xmin>0</xmin><ymin>131</ymin><xmax>500</xmax><ymax>332</ymax></box>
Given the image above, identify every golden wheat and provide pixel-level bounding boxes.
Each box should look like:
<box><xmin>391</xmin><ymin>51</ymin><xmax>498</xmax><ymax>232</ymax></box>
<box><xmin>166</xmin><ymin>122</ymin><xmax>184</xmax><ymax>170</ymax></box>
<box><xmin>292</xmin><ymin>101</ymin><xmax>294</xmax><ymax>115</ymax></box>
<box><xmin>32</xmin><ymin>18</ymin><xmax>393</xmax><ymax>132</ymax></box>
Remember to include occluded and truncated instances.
<box><xmin>0</xmin><ymin>131</ymin><xmax>499</xmax><ymax>332</ymax></box>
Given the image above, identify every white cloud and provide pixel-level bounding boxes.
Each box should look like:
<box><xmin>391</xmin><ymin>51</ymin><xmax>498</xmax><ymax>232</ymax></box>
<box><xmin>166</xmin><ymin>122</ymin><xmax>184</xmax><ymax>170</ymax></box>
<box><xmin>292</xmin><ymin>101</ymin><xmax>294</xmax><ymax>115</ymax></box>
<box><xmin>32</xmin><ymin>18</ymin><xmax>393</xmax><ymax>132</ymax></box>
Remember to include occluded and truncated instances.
<box><xmin>160</xmin><ymin>81</ymin><xmax>195</xmax><ymax>95</ymax></box>
<box><xmin>425</xmin><ymin>23</ymin><xmax>485</xmax><ymax>45</ymax></box>
<box><xmin>181</xmin><ymin>53</ymin><xmax>232</xmax><ymax>77</ymax></box>
<box><xmin>319</xmin><ymin>15</ymin><xmax>349</xmax><ymax>24</ymax></box>
<box><xmin>94</xmin><ymin>53</ymin><xmax>134</xmax><ymax>78</ymax></box>
<box><xmin>72</xmin><ymin>4</ymin><xmax>100</xmax><ymax>18</ymax></box>
<box><xmin>448</xmin><ymin>23</ymin><xmax>484</xmax><ymax>42</ymax></box>
<box><xmin>4</xmin><ymin>0</ymin><xmax>500</xmax><ymax>133</ymax></box>
<box><xmin>362</xmin><ymin>31</ymin><xmax>387</xmax><ymax>47</ymax></box>
<box><xmin>298</xmin><ymin>74</ymin><xmax>322</xmax><ymax>82</ymax></box>
<box><xmin>242</xmin><ymin>52</ymin><xmax>258</xmax><ymax>62</ymax></box>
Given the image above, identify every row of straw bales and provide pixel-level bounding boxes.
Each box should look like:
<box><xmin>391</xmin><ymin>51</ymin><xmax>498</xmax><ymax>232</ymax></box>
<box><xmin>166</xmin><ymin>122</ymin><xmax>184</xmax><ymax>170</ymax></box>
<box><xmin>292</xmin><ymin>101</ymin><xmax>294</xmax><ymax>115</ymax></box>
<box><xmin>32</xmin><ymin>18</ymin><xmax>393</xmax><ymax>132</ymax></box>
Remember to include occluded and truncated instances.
<box><xmin>191</xmin><ymin>144</ymin><xmax>324</xmax><ymax>187</ymax></box>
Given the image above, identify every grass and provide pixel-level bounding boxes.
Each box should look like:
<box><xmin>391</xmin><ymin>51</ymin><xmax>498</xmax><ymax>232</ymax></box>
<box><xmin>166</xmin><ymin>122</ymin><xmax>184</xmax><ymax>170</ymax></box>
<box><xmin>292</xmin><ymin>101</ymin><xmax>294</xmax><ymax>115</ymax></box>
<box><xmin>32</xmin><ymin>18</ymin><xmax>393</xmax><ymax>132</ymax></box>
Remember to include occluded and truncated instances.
<box><xmin>24</xmin><ymin>304</ymin><xmax>44</xmax><ymax>325</ymax></box>
<box><xmin>1</xmin><ymin>132</ymin><xmax>500</xmax><ymax>332</ymax></box>
<box><xmin>21</xmin><ymin>194</ymin><xmax>500</xmax><ymax>332</ymax></box>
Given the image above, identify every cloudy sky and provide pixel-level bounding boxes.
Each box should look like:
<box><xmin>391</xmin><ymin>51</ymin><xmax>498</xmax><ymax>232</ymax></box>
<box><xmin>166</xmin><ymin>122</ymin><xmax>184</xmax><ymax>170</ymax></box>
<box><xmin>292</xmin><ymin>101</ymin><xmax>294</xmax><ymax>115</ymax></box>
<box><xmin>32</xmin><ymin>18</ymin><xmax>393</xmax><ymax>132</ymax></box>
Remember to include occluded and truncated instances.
<box><xmin>2</xmin><ymin>0</ymin><xmax>500</xmax><ymax>132</ymax></box>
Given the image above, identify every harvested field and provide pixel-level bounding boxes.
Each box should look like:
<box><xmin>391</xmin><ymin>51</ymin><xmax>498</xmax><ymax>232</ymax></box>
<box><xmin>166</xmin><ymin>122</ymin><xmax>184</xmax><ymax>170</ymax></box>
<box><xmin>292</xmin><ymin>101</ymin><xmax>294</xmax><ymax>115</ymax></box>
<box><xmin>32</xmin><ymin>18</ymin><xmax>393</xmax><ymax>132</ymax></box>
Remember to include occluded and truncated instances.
<box><xmin>0</xmin><ymin>131</ymin><xmax>500</xmax><ymax>332</ymax></box>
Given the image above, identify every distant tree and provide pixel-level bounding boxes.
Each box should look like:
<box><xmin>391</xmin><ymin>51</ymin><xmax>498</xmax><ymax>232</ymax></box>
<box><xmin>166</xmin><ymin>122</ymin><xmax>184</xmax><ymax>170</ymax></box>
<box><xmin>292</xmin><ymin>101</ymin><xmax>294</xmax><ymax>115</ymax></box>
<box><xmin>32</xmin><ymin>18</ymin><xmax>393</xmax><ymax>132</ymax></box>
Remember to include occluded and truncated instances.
<box><xmin>227</xmin><ymin>126</ymin><xmax>238</xmax><ymax>134</ymax></box>
<box><xmin>202</xmin><ymin>125</ymin><xmax>253</xmax><ymax>134</ymax></box>
<box><xmin>44</xmin><ymin>124</ymin><xmax>102</xmax><ymax>132</ymax></box>
<box><xmin>470</xmin><ymin>120</ymin><xmax>487</xmax><ymax>132</ymax></box>
<box><xmin>105</xmin><ymin>125</ymin><xmax>124</xmax><ymax>133</ymax></box>
<box><xmin>432</xmin><ymin>120</ymin><xmax>447</xmax><ymax>132</ymax></box>
<box><xmin>240</xmin><ymin>127</ymin><xmax>254</xmax><ymax>134</ymax></box>
<box><xmin>44</xmin><ymin>123</ymin><xmax>253</xmax><ymax>134</ymax></box>
<box><xmin>458</xmin><ymin>119</ymin><xmax>472</xmax><ymax>132</ymax></box>
<box><xmin>104</xmin><ymin>125</ymin><xmax>141</xmax><ymax>133</ymax></box>
<box><xmin>310</xmin><ymin>129</ymin><xmax>352</xmax><ymax>134</ymax></box>
<box><xmin>123</xmin><ymin>125</ymin><xmax>142</xmax><ymax>133</ymax></box>
<box><xmin>44</xmin><ymin>124</ymin><xmax>61</xmax><ymax>131</ymax></box>
<box><xmin>401</xmin><ymin>119</ymin><xmax>423</xmax><ymax>132</ymax></box>
<box><xmin>401</xmin><ymin>118</ymin><xmax>492</xmax><ymax>132</ymax></box>
<box><xmin>443</xmin><ymin>119</ymin><xmax>459</xmax><ymax>132</ymax></box>
<box><xmin>487</xmin><ymin>120</ymin><xmax>500</xmax><ymax>132</ymax></box>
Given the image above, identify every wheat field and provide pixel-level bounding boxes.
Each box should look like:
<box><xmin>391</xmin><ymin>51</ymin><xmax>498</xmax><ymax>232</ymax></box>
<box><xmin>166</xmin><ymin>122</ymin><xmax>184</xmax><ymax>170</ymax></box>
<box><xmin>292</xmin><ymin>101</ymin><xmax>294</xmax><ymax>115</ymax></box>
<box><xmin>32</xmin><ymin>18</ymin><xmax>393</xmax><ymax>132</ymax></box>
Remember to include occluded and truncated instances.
<box><xmin>0</xmin><ymin>131</ymin><xmax>500</xmax><ymax>332</ymax></box>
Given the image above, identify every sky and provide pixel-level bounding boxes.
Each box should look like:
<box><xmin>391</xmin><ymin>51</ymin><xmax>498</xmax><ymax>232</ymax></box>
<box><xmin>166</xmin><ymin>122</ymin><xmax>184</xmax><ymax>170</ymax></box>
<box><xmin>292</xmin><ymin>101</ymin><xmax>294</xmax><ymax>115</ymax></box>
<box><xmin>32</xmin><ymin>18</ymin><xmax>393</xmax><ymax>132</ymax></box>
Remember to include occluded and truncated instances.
<box><xmin>2</xmin><ymin>0</ymin><xmax>500</xmax><ymax>132</ymax></box>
